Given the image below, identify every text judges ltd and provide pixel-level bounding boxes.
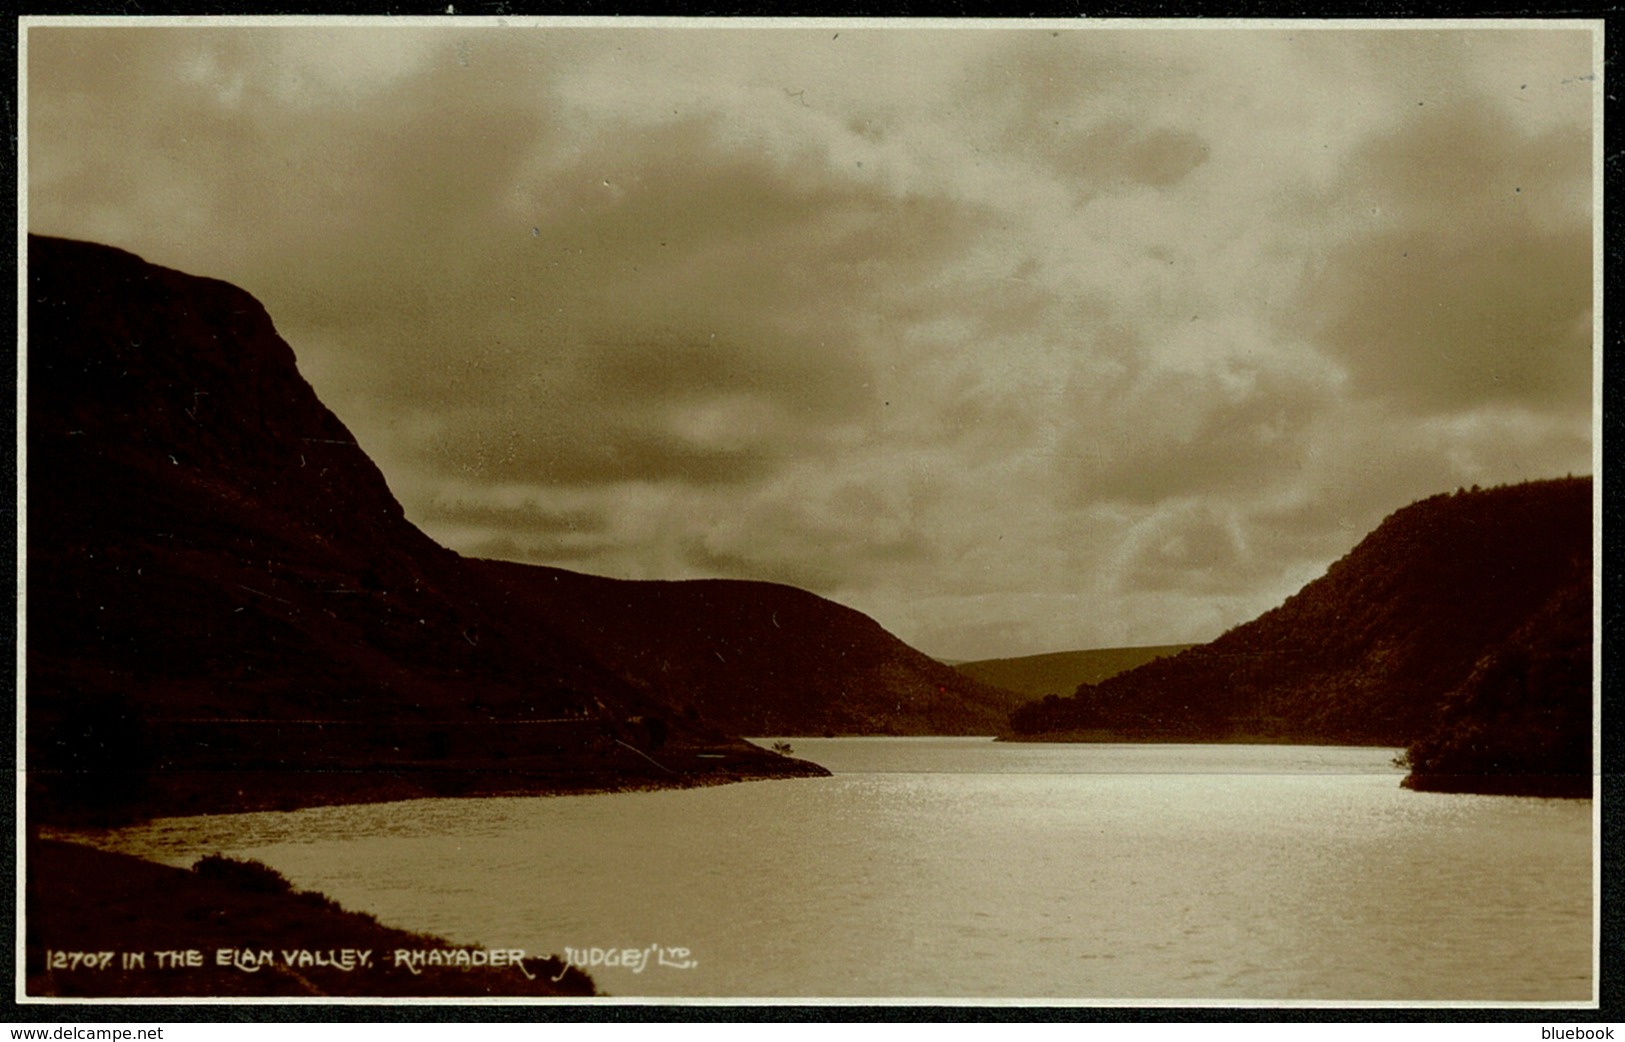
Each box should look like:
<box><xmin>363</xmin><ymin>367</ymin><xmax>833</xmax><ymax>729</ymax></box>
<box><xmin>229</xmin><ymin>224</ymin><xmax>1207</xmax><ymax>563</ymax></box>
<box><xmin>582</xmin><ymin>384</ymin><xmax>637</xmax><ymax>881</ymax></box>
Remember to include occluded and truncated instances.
<box><xmin>557</xmin><ymin>945</ymin><xmax>698</xmax><ymax>978</ymax></box>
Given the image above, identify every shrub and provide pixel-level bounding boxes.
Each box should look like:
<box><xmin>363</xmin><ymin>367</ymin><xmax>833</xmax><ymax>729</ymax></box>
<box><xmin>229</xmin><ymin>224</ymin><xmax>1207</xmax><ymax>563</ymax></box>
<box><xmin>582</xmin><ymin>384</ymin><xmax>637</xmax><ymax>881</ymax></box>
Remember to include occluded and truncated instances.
<box><xmin>191</xmin><ymin>853</ymin><xmax>294</xmax><ymax>895</ymax></box>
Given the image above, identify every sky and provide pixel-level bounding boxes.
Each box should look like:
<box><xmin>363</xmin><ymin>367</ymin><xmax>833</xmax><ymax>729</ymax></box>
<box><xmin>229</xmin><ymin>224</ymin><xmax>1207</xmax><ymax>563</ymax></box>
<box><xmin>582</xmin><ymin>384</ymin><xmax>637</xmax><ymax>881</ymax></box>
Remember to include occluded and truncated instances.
<box><xmin>24</xmin><ymin>20</ymin><xmax>1599</xmax><ymax>661</ymax></box>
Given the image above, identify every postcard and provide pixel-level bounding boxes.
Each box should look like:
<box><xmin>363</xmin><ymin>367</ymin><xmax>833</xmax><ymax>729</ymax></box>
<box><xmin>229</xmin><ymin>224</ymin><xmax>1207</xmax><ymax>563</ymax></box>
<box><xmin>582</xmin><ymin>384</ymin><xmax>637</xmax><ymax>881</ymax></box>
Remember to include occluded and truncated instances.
<box><xmin>16</xmin><ymin>16</ymin><xmax>1602</xmax><ymax>1007</ymax></box>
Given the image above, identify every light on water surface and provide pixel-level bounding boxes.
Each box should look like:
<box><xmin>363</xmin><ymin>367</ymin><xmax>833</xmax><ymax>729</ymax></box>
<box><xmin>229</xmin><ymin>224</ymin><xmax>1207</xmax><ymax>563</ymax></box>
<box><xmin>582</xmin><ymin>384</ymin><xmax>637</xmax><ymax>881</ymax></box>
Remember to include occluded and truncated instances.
<box><xmin>62</xmin><ymin>739</ymin><xmax>1593</xmax><ymax>1002</ymax></box>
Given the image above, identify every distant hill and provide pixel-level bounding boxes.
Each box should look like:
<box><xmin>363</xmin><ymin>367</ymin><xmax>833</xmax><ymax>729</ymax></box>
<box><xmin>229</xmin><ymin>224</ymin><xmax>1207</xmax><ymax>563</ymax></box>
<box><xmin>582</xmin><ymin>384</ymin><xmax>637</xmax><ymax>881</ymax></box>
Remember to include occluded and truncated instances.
<box><xmin>954</xmin><ymin>645</ymin><xmax>1195</xmax><ymax>699</ymax></box>
<box><xmin>25</xmin><ymin>235</ymin><xmax>826</xmax><ymax>820</ymax></box>
<box><xmin>469</xmin><ymin>561</ymin><xmax>1026</xmax><ymax>737</ymax></box>
<box><xmin>1009</xmin><ymin>479</ymin><xmax>1593</xmax><ymax>795</ymax></box>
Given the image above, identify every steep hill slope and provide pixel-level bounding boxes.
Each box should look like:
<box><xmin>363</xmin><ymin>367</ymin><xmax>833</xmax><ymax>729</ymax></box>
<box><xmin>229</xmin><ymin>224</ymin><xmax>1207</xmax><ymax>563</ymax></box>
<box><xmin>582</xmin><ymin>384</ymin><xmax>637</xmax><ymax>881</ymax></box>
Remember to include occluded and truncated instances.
<box><xmin>26</xmin><ymin>235</ymin><xmax>822</xmax><ymax>820</ymax></box>
<box><xmin>954</xmin><ymin>645</ymin><xmax>1195</xmax><ymax>699</ymax></box>
<box><xmin>469</xmin><ymin>561</ymin><xmax>1025</xmax><ymax>736</ymax></box>
<box><xmin>1010</xmin><ymin>479</ymin><xmax>1593</xmax><ymax>764</ymax></box>
<box><xmin>1400</xmin><ymin>571</ymin><xmax>1593</xmax><ymax>797</ymax></box>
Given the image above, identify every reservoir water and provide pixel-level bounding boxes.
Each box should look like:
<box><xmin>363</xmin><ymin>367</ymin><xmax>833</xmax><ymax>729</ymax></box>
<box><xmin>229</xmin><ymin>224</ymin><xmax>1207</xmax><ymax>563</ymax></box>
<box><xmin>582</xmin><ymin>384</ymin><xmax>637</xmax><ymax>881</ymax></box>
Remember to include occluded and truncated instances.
<box><xmin>61</xmin><ymin>739</ymin><xmax>1594</xmax><ymax>1002</ymax></box>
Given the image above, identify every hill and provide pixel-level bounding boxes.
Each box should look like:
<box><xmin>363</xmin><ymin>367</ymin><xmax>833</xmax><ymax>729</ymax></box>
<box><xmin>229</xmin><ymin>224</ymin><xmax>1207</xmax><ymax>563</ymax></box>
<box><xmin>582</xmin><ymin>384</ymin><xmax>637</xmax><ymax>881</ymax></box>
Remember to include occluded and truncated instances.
<box><xmin>25</xmin><ymin>235</ymin><xmax>826</xmax><ymax>822</ymax></box>
<box><xmin>1400</xmin><ymin>571</ymin><xmax>1593</xmax><ymax>797</ymax></box>
<box><xmin>469</xmin><ymin>561</ymin><xmax>1025</xmax><ymax>736</ymax></box>
<box><xmin>1009</xmin><ymin>478</ymin><xmax>1593</xmax><ymax>795</ymax></box>
<box><xmin>954</xmin><ymin>644</ymin><xmax>1195</xmax><ymax>699</ymax></box>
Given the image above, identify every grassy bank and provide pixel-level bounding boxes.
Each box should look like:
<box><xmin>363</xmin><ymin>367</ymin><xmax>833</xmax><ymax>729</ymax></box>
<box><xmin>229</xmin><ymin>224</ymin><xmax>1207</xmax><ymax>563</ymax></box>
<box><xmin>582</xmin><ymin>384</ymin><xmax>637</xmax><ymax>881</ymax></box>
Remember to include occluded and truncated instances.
<box><xmin>24</xmin><ymin>838</ymin><xmax>598</xmax><ymax>998</ymax></box>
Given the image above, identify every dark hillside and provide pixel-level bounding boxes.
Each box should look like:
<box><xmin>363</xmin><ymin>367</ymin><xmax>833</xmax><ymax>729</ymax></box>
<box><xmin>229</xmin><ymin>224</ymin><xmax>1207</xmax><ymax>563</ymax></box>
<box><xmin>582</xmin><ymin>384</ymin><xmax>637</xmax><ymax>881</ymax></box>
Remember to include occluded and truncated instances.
<box><xmin>1010</xmin><ymin>479</ymin><xmax>1593</xmax><ymax>762</ymax></box>
<box><xmin>470</xmin><ymin>561</ymin><xmax>1025</xmax><ymax>736</ymax></box>
<box><xmin>1400</xmin><ymin>571</ymin><xmax>1592</xmax><ymax>797</ymax></box>
<box><xmin>27</xmin><ymin>236</ymin><xmax>607</xmax><ymax>723</ymax></box>
<box><xmin>26</xmin><ymin>235</ymin><xmax>822</xmax><ymax>821</ymax></box>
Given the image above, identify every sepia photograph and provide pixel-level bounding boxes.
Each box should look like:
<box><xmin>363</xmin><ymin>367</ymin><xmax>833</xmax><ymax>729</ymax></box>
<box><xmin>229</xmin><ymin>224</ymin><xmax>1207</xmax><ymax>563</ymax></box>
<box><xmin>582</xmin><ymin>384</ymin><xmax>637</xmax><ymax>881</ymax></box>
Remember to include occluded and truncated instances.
<box><xmin>17</xmin><ymin>17</ymin><xmax>1600</xmax><ymax>1005</ymax></box>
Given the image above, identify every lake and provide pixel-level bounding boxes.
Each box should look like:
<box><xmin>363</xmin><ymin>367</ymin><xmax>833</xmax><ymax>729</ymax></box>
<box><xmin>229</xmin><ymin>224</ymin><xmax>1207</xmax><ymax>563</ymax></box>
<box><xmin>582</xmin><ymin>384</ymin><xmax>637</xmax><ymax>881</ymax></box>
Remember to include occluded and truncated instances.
<box><xmin>58</xmin><ymin>738</ymin><xmax>1594</xmax><ymax>1002</ymax></box>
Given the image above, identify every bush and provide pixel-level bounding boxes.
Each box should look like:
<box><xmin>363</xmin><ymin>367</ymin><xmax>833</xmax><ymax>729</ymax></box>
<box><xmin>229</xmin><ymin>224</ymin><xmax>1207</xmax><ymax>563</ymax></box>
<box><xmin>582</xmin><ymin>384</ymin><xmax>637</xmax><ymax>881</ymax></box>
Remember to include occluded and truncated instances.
<box><xmin>191</xmin><ymin>854</ymin><xmax>294</xmax><ymax>895</ymax></box>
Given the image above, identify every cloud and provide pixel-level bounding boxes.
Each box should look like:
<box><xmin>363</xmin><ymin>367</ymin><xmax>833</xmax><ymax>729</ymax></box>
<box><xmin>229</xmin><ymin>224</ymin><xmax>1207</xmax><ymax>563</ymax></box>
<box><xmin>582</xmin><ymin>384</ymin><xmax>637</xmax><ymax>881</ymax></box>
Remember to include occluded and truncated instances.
<box><xmin>365</xmin><ymin>112</ymin><xmax>994</xmax><ymax>491</ymax></box>
<box><xmin>29</xmin><ymin>28</ymin><xmax>995</xmax><ymax>495</ymax></box>
<box><xmin>1052</xmin><ymin>121</ymin><xmax>1210</xmax><ymax>192</ymax></box>
<box><xmin>1293</xmin><ymin>98</ymin><xmax>1592</xmax><ymax>415</ymax></box>
<box><xmin>1064</xmin><ymin>361</ymin><xmax>1334</xmax><ymax>507</ymax></box>
<box><xmin>1117</xmin><ymin>501</ymin><xmax>1257</xmax><ymax>595</ymax></box>
<box><xmin>961</xmin><ymin>33</ymin><xmax>1212</xmax><ymax>200</ymax></box>
<box><xmin>421</xmin><ymin>496</ymin><xmax>606</xmax><ymax>536</ymax></box>
<box><xmin>26</xmin><ymin>23</ymin><xmax>1598</xmax><ymax>659</ymax></box>
<box><xmin>445</xmin><ymin>500</ymin><xmax>616</xmax><ymax>567</ymax></box>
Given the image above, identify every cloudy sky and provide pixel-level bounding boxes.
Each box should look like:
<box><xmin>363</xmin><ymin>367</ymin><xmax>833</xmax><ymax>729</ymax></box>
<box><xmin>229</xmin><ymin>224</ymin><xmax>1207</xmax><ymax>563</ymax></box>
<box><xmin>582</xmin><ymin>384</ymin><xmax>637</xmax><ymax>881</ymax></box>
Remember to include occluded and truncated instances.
<box><xmin>25</xmin><ymin>20</ymin><xmax>1599</xmax><ymax>661</ymax></box>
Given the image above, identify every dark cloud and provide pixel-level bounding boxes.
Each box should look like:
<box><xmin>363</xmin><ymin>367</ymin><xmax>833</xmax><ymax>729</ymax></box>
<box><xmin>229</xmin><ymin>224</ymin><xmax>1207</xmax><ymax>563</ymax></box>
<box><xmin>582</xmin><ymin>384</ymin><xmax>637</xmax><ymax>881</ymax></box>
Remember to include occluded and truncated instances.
<box><xmin>413</xmin><ymin>402</ymin><xmax>789</xmax><ymax>487</ymax></box>
<box><xmin>30</xmin><ymin>28</ymin><xmax>992</xmax><ymax>494</ymax></box>
<box><xmin>965</xmin><ymin>31</ymin><xmax>1148</xmax><ymax>123</ymax></box>
<box><xmin>658</xmin><ymin>478</ymin><xmax>941</xmax><ymax>596</ymax></box>
<box><xmin>1295</xmin><ymin>99</ymin><xmax>1592</xmax><ymax>415</ymax></box>
<box><xmin>460</xmin><ymin>534</ymin><xmax>607</xmax><ymax>567</ymax></box>
<box><xmin>30</xmin><ymin>29</ymin><xmax>559</xmax><ymax>273</ymax></box>
<box><xmin>25</xmin><ymin>24</ymin><xmax>1598</xmax><ymax>658</ymax></box>
<box><xmin>1049</xmin><ymin>121</ymin><xmax>1211</xmax><ymax>196</ymax></box>
<box><xmin>420</xmin><ymin>498</ymin><xmax>606</xmax><ymax>536</ymax></box>
<box><xmin>962</xmin><ymin>33</ymin><xmax>1210</xmax><ymax>197</ymax></box>
<box><xmin>682</xmin><ymin>523</ymin><xmax>932</xmax><ymax>596</ymax></box>
<box><xmin>1067</xmin><ymin>364</ymin><xmax>1329</xmax><ymax>507</ymax></box>
<box><xmin>1119</xmin><ymin>503</ymin><xmax>1257</xmax><ymax>595</ymax></box>
<box><xmin>371</xmin><ymin>114</ymin><xmax>991</xmax><ymax>488</ymax></box>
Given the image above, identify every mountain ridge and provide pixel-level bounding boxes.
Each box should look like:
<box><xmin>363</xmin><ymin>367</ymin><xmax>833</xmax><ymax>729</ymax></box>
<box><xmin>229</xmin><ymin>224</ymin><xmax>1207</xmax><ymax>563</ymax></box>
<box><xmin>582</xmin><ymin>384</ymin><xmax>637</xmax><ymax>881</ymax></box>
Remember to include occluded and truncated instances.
<box><xmin>25</xmin><ymin>234</ymin><xmax>832</xmax><ymax>819</ymax></box>
<box><xmin>1008</xmin><ymin>477</ymin><xmax>1593</xmax><ymax>795</ymax></box>
<box><xmin>26</xmin><ymin>234</ymin><xmax>1028</xmax><ymax>821</ymax></box>
<box><xmin>468</xmin><ymin>560</ymin><xmax>1025</xmax><ymax>736</ymax></box>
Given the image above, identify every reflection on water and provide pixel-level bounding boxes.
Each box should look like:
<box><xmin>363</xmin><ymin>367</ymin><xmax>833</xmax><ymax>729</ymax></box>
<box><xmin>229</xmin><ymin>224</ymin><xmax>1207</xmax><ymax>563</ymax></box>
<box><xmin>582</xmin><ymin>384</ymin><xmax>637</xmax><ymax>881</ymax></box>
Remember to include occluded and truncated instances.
<box><xmin>58</xmin><ymin>739</ymin><xmax>1593</xmax><ymax>1001</ymax></box>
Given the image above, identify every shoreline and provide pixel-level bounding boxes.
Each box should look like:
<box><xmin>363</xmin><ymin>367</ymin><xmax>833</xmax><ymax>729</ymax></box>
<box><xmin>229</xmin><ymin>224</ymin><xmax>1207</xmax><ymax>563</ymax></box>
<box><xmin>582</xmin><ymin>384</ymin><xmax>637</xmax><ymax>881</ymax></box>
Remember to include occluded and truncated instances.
<box><xmin>24</xmin><ymin>739</ymin><xmax>1592</xmax><ymax>1000</ymax></box>
<box><xmin>29</xmin><ymin>745</ymin><xmax>832</xmax><ymax>827</ymax></box>
<box><xmin>23</xmin><ymin>838</ymin><xmax>600</xmax><ymax>999</ymax></box>
<box><xmin>997</xmin><ymin>730</ymin><xmax>1402</xmax><ymax>747</ymax></box>
<box><xmin>24</xmin><ymin>756</ymin><xmax>833</xmax><ymax>999</ymax></box>
<box><xmin>1400</xmin><ymin>771</ymin><xmax>1594</xmax><ymax>800</ymax></box>
<box><xmin>999</xmin><ymin>733</ymin><xmax>1592</xmax><ymax>798</ymax></box>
